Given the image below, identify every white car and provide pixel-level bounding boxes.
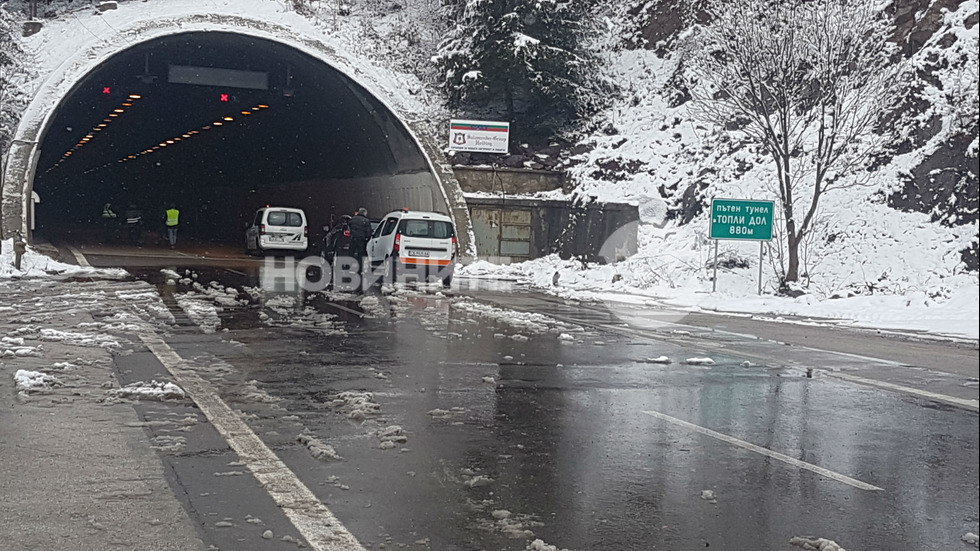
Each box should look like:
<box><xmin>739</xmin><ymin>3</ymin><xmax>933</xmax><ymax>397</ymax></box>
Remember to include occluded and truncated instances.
<box><xmin>245</xmin><ymin>206</ymin><xmax>308</xmax><ymax>254</ymax></box>
<box><xmin>366</xmin><ymin>209</ymin><xmax>457</xmax><ymax>286</ymax></box>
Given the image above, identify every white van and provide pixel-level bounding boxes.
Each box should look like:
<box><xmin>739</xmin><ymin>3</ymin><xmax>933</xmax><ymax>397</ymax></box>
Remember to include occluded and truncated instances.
<box><xmin>245</xmin><ymin>206</ymin><xmax>308</xmax><ymax>254</ymax></box>
<box><xmin>366</xmin><ymin>209</ymin><xmax>457</xmax><ymax>286</ymax></box>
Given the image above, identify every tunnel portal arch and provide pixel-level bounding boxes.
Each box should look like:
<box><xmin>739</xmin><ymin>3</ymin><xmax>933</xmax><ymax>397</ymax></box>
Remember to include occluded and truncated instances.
<box><xmin>2</xmin><ymin>14</ymin><xmax>471</xmax><ymax>255</ymax></box>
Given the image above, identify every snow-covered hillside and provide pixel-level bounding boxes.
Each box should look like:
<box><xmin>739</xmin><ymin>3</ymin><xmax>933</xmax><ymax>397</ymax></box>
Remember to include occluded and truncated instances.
<box><xmin>471</xmin><ymin>0</ymin><xmax>977</xmax><ymax>338</ymax></box>
<box><xmin>550</xmin><ymin>0</ymin><xmax>978</xmax><ymax>293</ymax></box>
<box><xmin>1</xmin><ymin>0</ymin><xmax>977</xmax><ymax>339</ymax></box>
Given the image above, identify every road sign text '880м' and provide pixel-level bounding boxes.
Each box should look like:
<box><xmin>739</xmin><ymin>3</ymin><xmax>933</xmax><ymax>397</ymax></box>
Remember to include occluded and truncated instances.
<box><xmin>709</xmin><ymin>199</ymin><xmax>774</xmax><ymax>241</ymax></box>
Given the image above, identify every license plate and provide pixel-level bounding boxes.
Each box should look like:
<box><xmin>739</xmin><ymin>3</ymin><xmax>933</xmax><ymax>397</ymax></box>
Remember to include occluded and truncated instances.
<box><xmin>408</xmin><ymin>250</ymin><xmax>430</xmax><ymax>257</ymax></box>
<box><xmin>268</xmin><ymin>235</ymin><xmax>285</xmax><ymax>242</ymax></box>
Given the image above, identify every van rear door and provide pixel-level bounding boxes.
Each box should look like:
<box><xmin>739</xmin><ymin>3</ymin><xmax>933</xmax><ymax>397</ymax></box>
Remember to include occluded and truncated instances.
<box><xmin>397</xmin><ymin>218</ymin><xmax>455</xmax><ymax>268</ymax></box>
<box><xmin>264</xmin><ymin>209</ymin><xmax>307</xmax><ymax>248</ymax></box>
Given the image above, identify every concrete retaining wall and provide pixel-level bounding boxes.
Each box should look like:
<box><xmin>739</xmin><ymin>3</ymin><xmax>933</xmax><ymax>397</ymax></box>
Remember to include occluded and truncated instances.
<box><xmin>454</xmin><ymin>166</ymin><xmax>566</xmax><ymax>195</ymax></box>
<box><xmin>465</xmin><ymin>196</ymin><xmax>638</xmax><ymax>264</ymax></box>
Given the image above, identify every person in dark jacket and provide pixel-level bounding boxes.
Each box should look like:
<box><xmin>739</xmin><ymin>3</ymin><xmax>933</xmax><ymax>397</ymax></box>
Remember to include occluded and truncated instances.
<box><xmin>101</xmin><ymin>202</ymin><xmax>118</xmax><ymax>243</ymax></box>
<box><xmin>348</xmin><ymin>207</ymin><xmax>373</xmax><ymax>268</ymax></box>
<box><xmin>124</xmin><ymin>203</ymin><xmax>143</xmax><ymax>246</ymax></box>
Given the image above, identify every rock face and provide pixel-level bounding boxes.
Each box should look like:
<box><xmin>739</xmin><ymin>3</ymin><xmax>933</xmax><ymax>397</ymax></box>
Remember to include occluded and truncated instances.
<box><xmin>889</xmin><ymin>130</ymin><xmax>979</xmax><ymax>269</ymax></box>
<box><xmin>889</xmin><ymin>0</ymin><xmax>966</xmax><ymax>56</ymax></box>
<box><xmin>884</xmin><ymin>0</ymin><xmax>979</xmax><ymax>269</ymax></box>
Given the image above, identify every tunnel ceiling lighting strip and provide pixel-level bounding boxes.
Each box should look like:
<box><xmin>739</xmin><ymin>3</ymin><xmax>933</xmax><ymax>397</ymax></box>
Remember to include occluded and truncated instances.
<box><xmin>44</xmin><ymin>94</ymin><xmax>144</xmax><ymax>174</ymax></box>
<box><xmin>82</xmin><ymin>103</ymin><xmax>271</xmax><ymax>174</ymax></box>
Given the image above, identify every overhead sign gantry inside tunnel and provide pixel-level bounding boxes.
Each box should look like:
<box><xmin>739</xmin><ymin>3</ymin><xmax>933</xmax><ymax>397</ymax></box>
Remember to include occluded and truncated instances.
<box><xmin>25</xmin><ymin>30</ymin><xmax>451</xmax><ymax>246</ymax></box>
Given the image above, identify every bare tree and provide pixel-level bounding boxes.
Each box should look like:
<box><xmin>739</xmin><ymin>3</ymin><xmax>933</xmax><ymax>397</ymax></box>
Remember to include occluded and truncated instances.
<box><xmin>684</xmin><ymin>0</ymin><xmax>903</xmax><ymax>286</ymax></box>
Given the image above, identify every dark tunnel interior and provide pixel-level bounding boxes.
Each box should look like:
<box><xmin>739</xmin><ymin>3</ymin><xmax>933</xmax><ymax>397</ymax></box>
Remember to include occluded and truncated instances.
<box><xmin>32</xmin><ymin>31</ymin><xmax>432</xmax><ymax>248</ymax></box>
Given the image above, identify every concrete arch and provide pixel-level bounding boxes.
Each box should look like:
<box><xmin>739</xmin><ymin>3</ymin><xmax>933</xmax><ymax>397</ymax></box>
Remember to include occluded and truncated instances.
<box><xmin>2</xmin><ymin>12</ymin><xmax>472</xmax><ymax>256</ymax></box>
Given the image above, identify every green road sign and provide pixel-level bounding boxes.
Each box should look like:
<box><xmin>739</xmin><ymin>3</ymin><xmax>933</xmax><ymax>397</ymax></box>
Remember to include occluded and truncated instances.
<box><xmin>709</xmin><ymin>198</ymin><xmax>774</xmax><ymax>241</ymax></box>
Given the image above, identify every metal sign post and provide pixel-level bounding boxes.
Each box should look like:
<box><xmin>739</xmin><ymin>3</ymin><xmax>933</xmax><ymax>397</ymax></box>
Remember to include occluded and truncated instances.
<box><xmin>758</xmin><ymin>241</ymin><xmax>764</xmax><ymax>295</ymax></box>
<box><xmin>712</xmin><ymin>239</ymin><xmax>719</xmax><ymax>293</ymax></box>
<box><xmin>708</xmin><ymin>198</ymin><xmax>775</xmax><ymax>295</ymax></box>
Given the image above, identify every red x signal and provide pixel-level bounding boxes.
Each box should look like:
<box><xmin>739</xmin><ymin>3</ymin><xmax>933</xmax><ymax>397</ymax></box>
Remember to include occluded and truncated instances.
<box><xmin>103</xmin><ymin>87</ymin><xmax>111</xmax><ymax>95</ymax></box>
<box><xmin>220</xmin><ymin>93</ymin><xmax>229</xmax><ymax>102</ymax></box>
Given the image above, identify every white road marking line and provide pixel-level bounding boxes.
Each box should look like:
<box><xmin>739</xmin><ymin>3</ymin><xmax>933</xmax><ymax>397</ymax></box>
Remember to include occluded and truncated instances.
<box><xmin>826</xmin><ymin>372</ymin><xmax>980</xmax><ymax>412</ymax></box>
<box><xmin>640</xmin><ymin>409</ymin><xmax>884</xmax><ymax>492</ymax></box>
<box><xmin>570</xmin><ymin>310</ymin><xmax>976</xmax><ymax>411</ymax></box>
<box><xmin>138</xmin><ymin>332</ymin><xmax>365</xmax><ymax>551</ymax></box>
<box><xmin>65</xmin><ymin>245</ymin><xmax>91</xmax><ymax>267</ymax></box>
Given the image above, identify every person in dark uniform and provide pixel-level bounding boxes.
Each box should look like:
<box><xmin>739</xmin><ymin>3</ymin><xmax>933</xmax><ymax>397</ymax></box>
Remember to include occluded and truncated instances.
<box><xmin>101</xmin><ymin>202</ymin><xmax>118</xmax><ymax>243</ymax></box>
<box><xmin>348</xmin><ymin>207</ymin><xmax>373</xmax><ymax>269</ymax></box>
<box><xmin>124</xmin><ymin>203</ymin><xmax>143</xmax><ymax>246</ymax></box>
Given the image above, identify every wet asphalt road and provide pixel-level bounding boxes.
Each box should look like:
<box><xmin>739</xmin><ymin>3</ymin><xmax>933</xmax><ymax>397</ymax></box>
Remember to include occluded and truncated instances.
<box><xmin>47</xmin><ymin>238</ymin><xmax>977</xmax><ymax>551</ymax></box>
<box><xmin>97</xmin><ymin>258</ymin><xmax>977</xmax><ymax>551</ymax></box>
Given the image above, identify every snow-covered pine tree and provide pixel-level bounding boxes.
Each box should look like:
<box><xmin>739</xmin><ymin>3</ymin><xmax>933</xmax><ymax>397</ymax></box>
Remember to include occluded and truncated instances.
<box><xmin>433</xmin><ymin>0</ymin><xmax>612</xmax><ymax>143</ymax></box>
<box><xmin>0</xmin><ymin>4</ymin><xmax>26</xmax><ymax>164</ymax></box>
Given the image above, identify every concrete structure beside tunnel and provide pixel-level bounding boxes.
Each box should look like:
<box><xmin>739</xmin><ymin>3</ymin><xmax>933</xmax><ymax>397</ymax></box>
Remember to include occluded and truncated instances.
<box><xmin>1</xmin><ymin>12</ymin><xmax>474</xmax><ymax>258</ymax></box>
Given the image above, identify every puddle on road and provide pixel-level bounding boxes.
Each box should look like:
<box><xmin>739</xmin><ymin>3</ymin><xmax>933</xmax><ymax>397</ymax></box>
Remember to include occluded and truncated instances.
<box><xmin>118</xmin><ymin>266</ymin><xmax>979</xmax><ymax>551</ymax></box>
<box><xmin>129</xmin><ymin>265</ymin><xmax>375</xmax><ymax>332</ymax></box>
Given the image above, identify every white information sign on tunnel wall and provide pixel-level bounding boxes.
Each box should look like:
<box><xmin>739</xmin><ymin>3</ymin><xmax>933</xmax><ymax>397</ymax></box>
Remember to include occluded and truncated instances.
<box><xmin>448</xmin><ymin>119</ymin><xmax>510</xmax><ymax>154</ymax></box>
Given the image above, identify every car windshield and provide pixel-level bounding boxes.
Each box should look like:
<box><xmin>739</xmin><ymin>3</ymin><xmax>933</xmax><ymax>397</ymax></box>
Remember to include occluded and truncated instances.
<box><xmin>398</xmin><ymin>219</ymin><xmax>454</xmax><ymax>238</ymax></box>
<box><xmin>267</xmin><ymin>211</ymin><xmax>303</xmax><ymax>227</ymax></box>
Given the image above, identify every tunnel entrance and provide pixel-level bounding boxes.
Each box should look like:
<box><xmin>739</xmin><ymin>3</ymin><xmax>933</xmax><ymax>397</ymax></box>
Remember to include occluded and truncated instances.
<box><xmin>29</xmin><ymin>31</ymin><xmax>445</xmax><ymax>251</ymax></box>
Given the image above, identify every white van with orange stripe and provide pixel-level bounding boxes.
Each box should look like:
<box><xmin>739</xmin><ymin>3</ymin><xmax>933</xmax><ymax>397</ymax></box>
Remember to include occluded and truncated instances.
<box><xmin>366</xmin><ymin>209</ymin><xmax>458</xmax><ymax>286</ymax></box>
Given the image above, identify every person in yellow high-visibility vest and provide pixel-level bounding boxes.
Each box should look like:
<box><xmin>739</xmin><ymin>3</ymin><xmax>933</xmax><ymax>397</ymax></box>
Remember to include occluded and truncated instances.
<box><xmin>164</xmin><ymin>205</ymin><xmax>180</xmax><ymax>248</ymax></box>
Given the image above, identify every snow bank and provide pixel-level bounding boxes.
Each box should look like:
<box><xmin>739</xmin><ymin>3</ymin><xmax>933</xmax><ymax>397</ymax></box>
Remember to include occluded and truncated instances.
<box><xmin>0</xmin><ymin>239</ymin><xmax>125</xmax><ymax>279</ymax></box>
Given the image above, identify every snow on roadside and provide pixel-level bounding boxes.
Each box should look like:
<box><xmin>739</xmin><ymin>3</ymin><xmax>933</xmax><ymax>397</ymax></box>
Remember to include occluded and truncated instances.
<box><xmin>108</xmin><ymin>380</ymin><xmax>186</xmax><ymax>401</ymax></box>
<box><xmin>357</xmin><ymin>293</ymin><xmax>387</xmax><ymax>318</ymax></box>
<box><xmin>525</xmin><ymin>538</ymin><xmax>571</xmax><ymax>551</ymax></box>
<box><xmin>460</xmin><ymin>256</ymin><xmax>979</xmax><ymax>340</ymax></box>
<box><xmin>327</xmin><ymin>390</ymin><xmax>382</xmax><ymax>423</ymax></box>
<box><xmin>790</xmin><ymin>536</ymin><xmax>847</xmax><ymax>551</ymax></box>
<box><xmin>13</xmin><ymin>369</ymin><xmax>60</xmax><ymax>391</ymax></box>
<box><xmin>0</xmin><ymin>239</ymin><xmax>126</xmax><ymax>279</ymax></box>
<box><xmin>297</xmin><ymin>433</ymin><xmax>344</xmax><ymax>462</ymax></box>
<box><xmin>174</xmin><ymin>292</ymin><xmax>223</xmax><ymax>334</ymax></box>
<box><xmin>452</xmin><ymin>299</ymin><xmax>586</xmax><ymax>337</ymax></box>
<box><xmin>171</xmin><ymin>273</ymin><xmax>256</xmax><ymax>334</ymax></box>
<box><xmin>257</xmin><ymin>292</ymin><xmax>346</xmax><ymax>335</ymax></box>
<box><xmin>2</xmin><ymin>345</ymin><xmax>42</xmax><ymax>357</ymax></box>
<box><xmin>39</xmin><ymin>328</ymin><xmax>120</xmax><ymax>348</ymax></box>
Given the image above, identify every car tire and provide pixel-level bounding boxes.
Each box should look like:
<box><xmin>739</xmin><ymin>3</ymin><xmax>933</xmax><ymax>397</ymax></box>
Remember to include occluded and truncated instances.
<box><xmin>382</xmin><ymin>256</ymin><xmax>395</xmax><ymax>286</ymax></box>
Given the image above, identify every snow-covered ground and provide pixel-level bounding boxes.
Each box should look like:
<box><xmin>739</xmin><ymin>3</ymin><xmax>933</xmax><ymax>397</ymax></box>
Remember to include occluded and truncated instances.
<box><xmin>0</xmin><ymin>238</ymin><xmax>126</xmax><ymax>279</ymax></box>
<box><xmin>2</xmin><ymin>0</ymin><xmax>977</xmax><ymax>342</ymax></box>
<box><xmin>458</xmin><ymin>1</ymin><xmax>979</xmax><ymax>342</ymax></box>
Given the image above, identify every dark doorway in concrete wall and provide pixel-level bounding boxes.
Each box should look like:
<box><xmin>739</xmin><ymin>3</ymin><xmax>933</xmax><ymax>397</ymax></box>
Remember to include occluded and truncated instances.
<box><xmin>32</xmin><ymin>31</ymin><xmax>441</xmax><ymax>249</ymax></box>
